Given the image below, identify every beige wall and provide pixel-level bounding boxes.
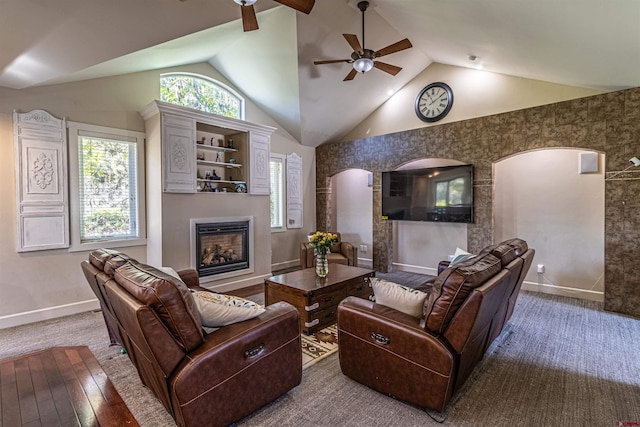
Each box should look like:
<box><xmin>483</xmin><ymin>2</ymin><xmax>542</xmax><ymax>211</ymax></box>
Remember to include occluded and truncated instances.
<box><xmin>341</xmin><ymin>63</ymin><xmax>602</xmax><ymax>142</ymax></box>
<box><xmin>495</xmin><ymin>149</ymin><xmax>605</xmax><ymax>301</ymax></box>
<box><xmin>333</xmin><ymin>169</ymin><xmax>373</xmax><ymax>267</ymax></box>
<box><xmin>0</xmin><ymin>62</ymin><xmax>314</xmax><ymax>328</ymax></box>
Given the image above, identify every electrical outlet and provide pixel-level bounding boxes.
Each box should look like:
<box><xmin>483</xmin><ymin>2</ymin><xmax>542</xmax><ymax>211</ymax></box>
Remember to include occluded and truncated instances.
<box><xmin>537</xmin><ymin>264</ymin><xmax>545</xmax><ymax>274</ymax></box>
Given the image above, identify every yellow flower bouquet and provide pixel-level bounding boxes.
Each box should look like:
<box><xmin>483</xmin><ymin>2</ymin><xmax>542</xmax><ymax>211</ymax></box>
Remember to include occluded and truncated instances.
<box><xmin>308</xmin><ymin>232</ymin><xmax>338</xmax><ymax>277</ymax></box>
<box><xmin>308</xmin><ymin>231</ymin><xmax>338</xmax><ymax>255</ymax></box>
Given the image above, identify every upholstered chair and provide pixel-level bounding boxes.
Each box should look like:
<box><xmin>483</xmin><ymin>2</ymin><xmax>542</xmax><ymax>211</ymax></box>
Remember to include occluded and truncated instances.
<box><xmin>300</xmin><ymin>232</ymin><xmax>358</xmax><ymax>269</ymax></box>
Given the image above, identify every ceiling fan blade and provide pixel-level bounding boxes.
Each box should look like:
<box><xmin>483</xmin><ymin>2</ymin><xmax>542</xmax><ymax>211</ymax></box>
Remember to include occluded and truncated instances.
<box><xmin>273</xmin><ymin>0</ymin><xmax>315</xmax><ymax>14</ymax></box>
<box><xmin>314</xmin><ymin>59</ymin><xmax>351</xmax><ymax>65</ymax></box>
<box><xmin>374</xmin><ymin>61</ymin><xmax>402</xmax><ymax>76</ymax></box>
<box><xmin>241</xmin><ymin>4</ymin><xmax>259</xmax><ymax>32</ymax></box>
<box><xmin>343</xmin><ymin>34</ymin><xmax>363</xmax><ymax>55</ymax></box>
<box><xmin>343</xmin><ymin>69</ymin><xmax>358</xmax><ymax>81</ymax></box>
<box><xmin>374</xmin><ymin>38</ymin><xmax>413</xmax><ymax>58</ymax></box>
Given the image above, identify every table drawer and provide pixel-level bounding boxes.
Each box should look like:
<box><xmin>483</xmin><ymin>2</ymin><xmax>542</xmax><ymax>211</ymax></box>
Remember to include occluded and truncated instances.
<box><xmin>305</xmin><ymin>288</ymin><xmax>346</xmax><ymax>312</ymax></box>
<box><xmin>303</xmin><ymin>306</ymin><xmax>339</xmax><ymax>332</ymax></box>
<box><xmin>346</xmin><ymin>277</ymin><xmax>372</xmax><ymax>299</ymax></box>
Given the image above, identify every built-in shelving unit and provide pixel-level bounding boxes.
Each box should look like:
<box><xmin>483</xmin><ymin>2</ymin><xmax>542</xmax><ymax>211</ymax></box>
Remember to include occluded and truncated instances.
<box><xmin>140</xmin><ymin>100</ymin><xmax>275</xmax><ymax>195</ymax></box>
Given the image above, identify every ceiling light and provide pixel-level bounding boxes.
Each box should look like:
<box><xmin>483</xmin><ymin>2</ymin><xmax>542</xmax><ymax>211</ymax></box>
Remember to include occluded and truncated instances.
<box><xmin>353</xmin><ymin>57</ymin><xmax>374</xmax><ymax>73</ymax></box>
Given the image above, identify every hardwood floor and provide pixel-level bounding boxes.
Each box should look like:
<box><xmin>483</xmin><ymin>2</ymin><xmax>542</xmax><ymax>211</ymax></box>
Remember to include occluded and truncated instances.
<box><xmin>0</xmin><ymin>346</ymin><xmax>138</xmax><ymax>427</ymax></box>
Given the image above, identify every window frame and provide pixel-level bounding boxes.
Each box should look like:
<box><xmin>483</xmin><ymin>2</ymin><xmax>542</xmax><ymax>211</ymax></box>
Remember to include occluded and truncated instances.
<box><xmin>270</xmin><ymin>153</ymin><xmax>286</xmax><ymax>233</ymax></box>
<box><xmin>67</xmin><ymin>122</ymin><xmax>146</xmax><ymax>252</ymax></box>
<box><xmin>160</xmin><ymin>72</ymin><xmax>245</xmax><ymax>120</ymax></box>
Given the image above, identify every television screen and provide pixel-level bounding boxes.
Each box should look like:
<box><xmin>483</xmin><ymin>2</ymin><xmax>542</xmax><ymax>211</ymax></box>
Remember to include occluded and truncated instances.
<box><xmin>381</xmin><ymin>164</ymin><xmax>473</xmax><ymax>223</ymax></box>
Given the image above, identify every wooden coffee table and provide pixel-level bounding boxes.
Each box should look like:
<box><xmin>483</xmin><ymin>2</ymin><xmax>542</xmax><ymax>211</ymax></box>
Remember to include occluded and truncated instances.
<box><xmin>265</xmin><ymin>264</ymin><xmax>375</xmax><ymax>334</ymax></box>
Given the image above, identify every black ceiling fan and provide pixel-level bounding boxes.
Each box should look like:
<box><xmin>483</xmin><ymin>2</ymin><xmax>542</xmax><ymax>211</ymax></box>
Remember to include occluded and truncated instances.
<box><xmin>233</xmin><ymin>0</ymin><xmax>315</xmax><ymax>32</ymax></box>
<box><xmin>313</xmin><ymin>1</ymin><xmax>412</xmax><ymax>81</ymax></box>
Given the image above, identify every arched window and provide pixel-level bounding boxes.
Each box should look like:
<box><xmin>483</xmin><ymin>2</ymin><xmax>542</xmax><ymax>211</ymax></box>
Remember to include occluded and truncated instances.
<box><xmin>160</xmin><ymin>73</ymin><xmax>244</xmax><ymax>119</ymax></box>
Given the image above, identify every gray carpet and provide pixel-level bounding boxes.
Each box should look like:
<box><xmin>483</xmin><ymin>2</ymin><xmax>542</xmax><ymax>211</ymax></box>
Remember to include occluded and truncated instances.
<box><xmin>1</xmin><ymin>289</ymin><xmax>639</xmax><ymax>426</ymax></box>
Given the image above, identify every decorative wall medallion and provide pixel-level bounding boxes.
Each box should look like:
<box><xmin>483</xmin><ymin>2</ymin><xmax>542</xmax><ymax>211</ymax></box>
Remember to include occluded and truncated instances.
<box><xmin>32</xmin><ymin>152</ymin><xmax>55</xmax><ymax>189</ymax></box>
<box><xmin>256</xmin><ymin>150</ymin><xmax>266</xmax><ymax>175</ymax></box>
<box><xmin>171</xmin><ymin>140</ymin><xmax>188</xmax><ymax>171</ymax></box>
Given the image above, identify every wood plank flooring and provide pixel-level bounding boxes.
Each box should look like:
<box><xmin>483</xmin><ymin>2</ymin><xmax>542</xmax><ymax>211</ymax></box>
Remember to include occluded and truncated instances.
<box><xmin>0</xmin><ymin>346</ymin><xmax>138</xmax><ymax>427</ymax></box>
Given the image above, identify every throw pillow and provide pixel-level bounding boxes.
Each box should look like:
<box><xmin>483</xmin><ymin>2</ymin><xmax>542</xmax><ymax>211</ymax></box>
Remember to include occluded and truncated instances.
<box><xmin>450</xmin><ymin>247</ymin><xmax>475</xmax><ymax>266</ymax></box>
<box><xmin>370</xmin><ymin>278</ymin><xmax>428</xmax><ymax>318</ymax></box>
<box><xmin>192</xmin><ymin>291</ymin><xmax>266</xmax><ymax>327</ymax></box>
<box><xmin>157</xmin><ymin>266</ymin><xmax>181</xmax><ymax>280</ymax></box>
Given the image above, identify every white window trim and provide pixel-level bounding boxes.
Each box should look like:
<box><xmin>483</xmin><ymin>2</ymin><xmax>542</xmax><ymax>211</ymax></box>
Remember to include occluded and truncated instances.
<box><xmin>67</xmin><ymin>122</ymin><xmax>147</xmax><ymax>252</ymax></box>
<box><xmin>159</xmin><ymin>72</ymin><xmax>245</xmax><ymax>120</ymax></box>
<box><xmin>270</xmin><ymin>153</ymin><xmax>286</xmax><ymax>233</ymax></box>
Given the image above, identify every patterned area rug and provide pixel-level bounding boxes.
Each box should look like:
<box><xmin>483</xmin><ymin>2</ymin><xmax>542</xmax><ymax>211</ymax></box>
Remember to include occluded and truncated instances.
<box><xmin>301</xmin><ymin>324</ymin><xmax>338</xmax><ymax>369</ymax></box>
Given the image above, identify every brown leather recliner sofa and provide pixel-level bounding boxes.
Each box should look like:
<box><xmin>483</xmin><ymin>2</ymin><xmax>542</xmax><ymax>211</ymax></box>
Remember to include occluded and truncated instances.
<box><xmin>337</xmin><ymin>238</ymin><xmax>534</xmax><ymax>413</ymax></box>
<box><xmin>300</xmin><ymin>231</ymin><xmax>358</xmax><ymax>268</ymax></box>
<box><xmin>81</xmin><ymin>249</ymin><xmax>302</xmax><ymax>427</ymax></box>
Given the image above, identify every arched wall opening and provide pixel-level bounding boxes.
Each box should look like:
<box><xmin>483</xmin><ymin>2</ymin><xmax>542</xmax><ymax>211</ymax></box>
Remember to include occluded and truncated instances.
<box><xmin>494</xmin><ymin>148</ymin><xmax>605</xmax><ymax>301</ymax></box>
<box><xmin>331</xmin><ymin>169</ymin><xmax>373</xmax><ymax>267</ymax></box>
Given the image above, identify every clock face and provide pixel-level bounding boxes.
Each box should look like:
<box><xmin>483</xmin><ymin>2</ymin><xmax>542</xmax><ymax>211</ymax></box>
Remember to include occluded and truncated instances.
<box><xmin>415</xmin><ymin>82</ymin><xmax>454</xmax><ymax>122</ymax></box>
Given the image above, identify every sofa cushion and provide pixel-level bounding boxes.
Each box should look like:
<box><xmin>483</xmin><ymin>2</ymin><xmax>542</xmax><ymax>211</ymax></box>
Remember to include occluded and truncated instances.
<box><xmin>104</xmin><ymin>253</ymin><xmax>136</xmax><ymax>276</ymax></box>
<box><xmin>371</xmin><ymin>278</ymin><xmax>428</xmax><ymax>318</ymax></box>
<box><xmin>424</xmin><ymin>253</ymin><xmax>502</xmax><ymax>334</ymax></box>
<box><xmin>192</xmin><ymin>291</ymin><xmax>265</xmax><ymax>327</ymax></box>
<box><xmin>114</xmin><ymin>261</ymin><xmax>204</xmax><ymax>352</ymax></box>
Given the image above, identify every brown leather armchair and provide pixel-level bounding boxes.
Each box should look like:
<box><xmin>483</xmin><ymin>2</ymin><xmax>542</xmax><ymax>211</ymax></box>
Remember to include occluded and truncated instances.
<box><xmin>300</xmin><ymin>231</ymin><xmax>358</xmax><ymax>268</ymax></box>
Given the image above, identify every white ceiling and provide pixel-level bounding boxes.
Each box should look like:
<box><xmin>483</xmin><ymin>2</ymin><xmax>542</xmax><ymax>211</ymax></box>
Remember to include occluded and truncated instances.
<box><xmin>2</xmin><ymin>0</ymin><xmax>639</xmax><ymax>147</ymax></box>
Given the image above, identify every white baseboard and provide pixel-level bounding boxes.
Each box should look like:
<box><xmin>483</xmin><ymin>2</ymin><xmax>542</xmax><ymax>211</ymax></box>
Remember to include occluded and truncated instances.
<box><xmin>271</xmin><ymin>259</ymin><xmax>301</xmax><ymax>272</ymax></box>
<box><xmin>357</xmin><ymin>257</ymin><xmax>373</xmax><ymax>269</ymax></box>
<box><xmin>392</xmin><ymin>262</ymin><xmax>438</xmax><ymax>276</ymax></box>
<box><xmin>0</xmin><ymin>299</ymin><xmax>101</xmax><ymax>330</ymax></box>
<box><xmin>521</xmin><ymin>280</ymin><xmax>604</xmax><ymax>302</ymax></box>
<box><xmin>200</xmin><ymin>273</ymin><xmax>272</xmax><ymax>294</ymax></box>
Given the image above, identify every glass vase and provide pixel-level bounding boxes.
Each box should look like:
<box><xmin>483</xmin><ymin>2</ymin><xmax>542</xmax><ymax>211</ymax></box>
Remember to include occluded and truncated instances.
<box><xmin>315</xmin><ymin>251</ymin><xmax>329</xmax><ymax>278</ymax></box>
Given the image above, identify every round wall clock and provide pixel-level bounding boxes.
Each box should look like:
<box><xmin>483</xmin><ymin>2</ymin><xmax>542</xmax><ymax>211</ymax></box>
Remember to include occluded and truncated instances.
<box><xmin>415</xmin><ymin>82</ymin><xmax>454</xmax><ymax>122</ymax></box>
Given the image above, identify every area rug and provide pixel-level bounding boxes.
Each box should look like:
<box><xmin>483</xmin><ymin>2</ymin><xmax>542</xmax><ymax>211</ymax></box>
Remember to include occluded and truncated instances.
<box><xmin>301</xmin><ymin>324</ymin><xmax>338</xmax><ymax>369</ymax></box>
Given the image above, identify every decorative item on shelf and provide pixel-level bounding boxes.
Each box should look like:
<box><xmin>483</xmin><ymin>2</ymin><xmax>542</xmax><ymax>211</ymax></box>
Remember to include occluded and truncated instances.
<box><xmin>197</xmin><ymin>137</ymin><xmax>205</xmax><ymax>145</ymax></box>
<box><xmin>235</xmin><ymin>183</ymin><xmax>247</xmax><ymax>193</ymax></box>
<box><xmin>210</xmin><ymin>137</ymin><xmax>216</xmax><ymax>146</ymax></box>
<box><xmin>210</xmin><ymin>170</ymin><xmax>221</xmax><ymax>180</ymax></box>
<box><xmin>215</xmin><ymin>152</ymin><xmax>221</xmax><ymax>162</ymax></box>
<box><xmin>308</xmin><ymin>232</ymin><xmax>338</xmax><ymax>278</ymax></box>
<box><xmin>197</xmin><ymin>152</ymin><xmax>205</xmax><ymax>160</ymax></box>
<box><xmin>204</xmin><ymin>170</ymin><xmax>212</xmax><ymax>179</ymax></box>
<box><xmin>229</xmin><ymin>157</ymin><xmax>236</xmax><ymax>164</ymax></box>
<box><xmin>227</xmin><ymin>139</ymin><xmax>234</xmax><ymax>149</ymax></box>
<box><xmin>222</xmin><ymin>187</ymin><xmax>228</xmax><ymax>192</ymax></box>
<box><xmin>229</xmin><ymin>175</ymin><xmax>233</xmax><ymax>181</ymax></box>
<box><xmin>218</xmin><ymin>138</ymin><xmax>224</xmax><ymax>147</ymax></box>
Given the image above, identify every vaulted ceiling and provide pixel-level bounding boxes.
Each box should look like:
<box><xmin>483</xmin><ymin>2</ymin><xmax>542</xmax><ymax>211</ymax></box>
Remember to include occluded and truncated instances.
<box><xmin>2</xmin><ymin>0</ymin><xmax>639</xmax><ymax>147</ymax></box>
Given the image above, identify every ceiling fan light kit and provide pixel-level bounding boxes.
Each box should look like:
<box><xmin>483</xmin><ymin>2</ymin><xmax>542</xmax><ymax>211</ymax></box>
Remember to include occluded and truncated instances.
<box><xmin>313</xmin><ymin>0</ymin><xmax>412</xmax><ymax>81</ymax></box>
<box><xmin>353</xmin><ymin>57</ymin><xmax>374</xmax><ymax>73</ymax></box>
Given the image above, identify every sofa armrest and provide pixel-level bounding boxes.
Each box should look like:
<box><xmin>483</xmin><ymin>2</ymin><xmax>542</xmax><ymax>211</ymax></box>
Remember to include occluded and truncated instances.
<box><xmin>176</xmin><ymin>269</ymin><xmax>202</xmax><ymax>289</ymax></box>
<box><xmin>337</xmin><ymin>296</ymin><xmax>456</xmax><ymax>412</ymax></box>
<box><xmin>170</xmin><ymin>301</ymin><xmax>302</xmax><ymax>426</ymax></box>
<box><xmin>340</xmin><ymin>242</ymin><xmax>358</xmax><ymax>267</ymax></box>
<box><xmin>438</xmin><ymin>260</ymin><xmax>451</xmax><ymax>275</ymax></box>
<box><xmin>300</xmin><ymin>242</ymin><xmax>314</xmax><ymax>269</ymax></box>
<box><xmin>337</xmin><ymin>296</ymin><xmax>453</xmax><ymax>372</ymax></box>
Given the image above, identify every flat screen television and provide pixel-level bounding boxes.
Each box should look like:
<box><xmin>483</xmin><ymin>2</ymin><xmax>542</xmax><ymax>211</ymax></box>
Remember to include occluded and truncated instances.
<box><xmin>381</xmin><ymin>164</ymin><xmax>473</xmax><ymax>223</ymax></box>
